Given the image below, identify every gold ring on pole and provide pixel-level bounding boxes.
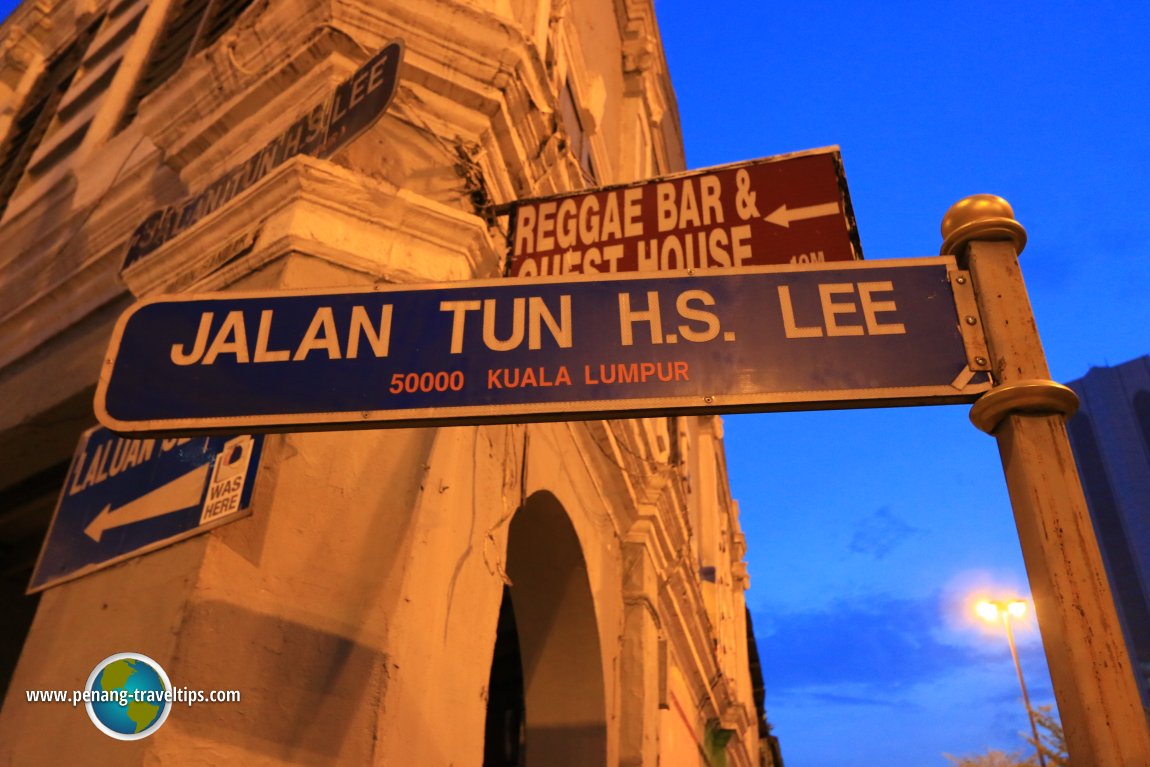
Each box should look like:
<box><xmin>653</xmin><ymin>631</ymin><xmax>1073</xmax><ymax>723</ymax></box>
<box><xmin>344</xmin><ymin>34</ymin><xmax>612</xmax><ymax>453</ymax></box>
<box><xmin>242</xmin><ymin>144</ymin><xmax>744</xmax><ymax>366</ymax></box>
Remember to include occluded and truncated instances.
<box><xmin>969</xmin><ymin>380</ymin><xmax>1080</xmax><ymax>434</ymax></box>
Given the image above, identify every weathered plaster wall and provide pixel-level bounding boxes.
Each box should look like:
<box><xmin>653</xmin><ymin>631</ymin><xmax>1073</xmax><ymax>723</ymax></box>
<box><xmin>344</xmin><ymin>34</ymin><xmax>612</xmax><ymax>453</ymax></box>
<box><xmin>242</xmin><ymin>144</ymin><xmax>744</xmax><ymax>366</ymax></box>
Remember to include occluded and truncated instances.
<box><xmin>0</xmin><ymin>0</ymin><xmax>763</xmax><ymax>764</ymax></box>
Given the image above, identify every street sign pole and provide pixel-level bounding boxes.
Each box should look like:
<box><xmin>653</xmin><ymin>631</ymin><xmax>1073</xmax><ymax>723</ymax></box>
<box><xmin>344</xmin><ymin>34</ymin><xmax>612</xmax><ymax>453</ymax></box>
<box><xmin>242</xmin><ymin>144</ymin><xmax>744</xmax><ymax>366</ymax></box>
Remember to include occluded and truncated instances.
<box><xmin>942</xmin><ymin>195</ymin><xmax>1150</xmax><ymax>767</ymax></box>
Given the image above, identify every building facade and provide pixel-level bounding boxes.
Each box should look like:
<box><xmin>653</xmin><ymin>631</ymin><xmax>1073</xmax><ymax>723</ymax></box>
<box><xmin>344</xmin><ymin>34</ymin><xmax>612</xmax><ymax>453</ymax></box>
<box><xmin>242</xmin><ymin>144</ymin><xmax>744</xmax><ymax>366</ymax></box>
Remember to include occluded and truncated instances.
<box><xmin>1066</xmin><ymin>355</ymin><xmax>1150</xmax><ymax>712</ymax></box>
<box><xmin>0</xmin><ymin>0</ymin><xmax>773</xmax><ymax>764</ymax></box>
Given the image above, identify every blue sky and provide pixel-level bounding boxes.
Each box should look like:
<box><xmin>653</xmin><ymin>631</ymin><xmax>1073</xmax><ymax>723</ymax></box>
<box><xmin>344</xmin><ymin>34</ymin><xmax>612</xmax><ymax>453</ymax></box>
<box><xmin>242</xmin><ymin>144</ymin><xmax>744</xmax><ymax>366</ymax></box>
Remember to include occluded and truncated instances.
<box><xmin>655</xmin><ymin>1</ymin><xmax>1150</xmax><ymax>764</ymax></box>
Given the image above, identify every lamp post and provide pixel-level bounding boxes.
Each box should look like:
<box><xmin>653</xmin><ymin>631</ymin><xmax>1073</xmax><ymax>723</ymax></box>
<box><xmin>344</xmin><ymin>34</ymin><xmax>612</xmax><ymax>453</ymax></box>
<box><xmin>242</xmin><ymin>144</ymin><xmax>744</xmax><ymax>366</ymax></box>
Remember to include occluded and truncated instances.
<box><xmin>978</xmin><ymin>599</ymin><xmax>1047</xmax><ymax>767</ymax></box>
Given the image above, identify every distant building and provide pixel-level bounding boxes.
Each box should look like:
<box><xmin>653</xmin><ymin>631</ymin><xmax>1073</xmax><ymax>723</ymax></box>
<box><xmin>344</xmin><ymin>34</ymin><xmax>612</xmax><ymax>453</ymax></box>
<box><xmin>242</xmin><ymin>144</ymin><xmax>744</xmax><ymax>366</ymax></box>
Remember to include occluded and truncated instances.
<box><xmin>0</xmin><ymin>0</ymin><xmax>775</xmax><ymax>764</ymax></box>
<box><xmin>1066</xmin><ymin>356</ymin><xmax>1150</xmax><ymax>708</ymax></box>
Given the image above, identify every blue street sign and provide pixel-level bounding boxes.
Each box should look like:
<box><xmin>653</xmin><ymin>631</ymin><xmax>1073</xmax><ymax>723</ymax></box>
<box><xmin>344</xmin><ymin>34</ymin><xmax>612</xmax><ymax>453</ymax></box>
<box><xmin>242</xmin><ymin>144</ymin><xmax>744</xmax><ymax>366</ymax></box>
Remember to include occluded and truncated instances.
<box><xmin>28</xmin><ymin>427</ymin><xmax>263</xmax><ymax>592</ymax></box>
<box><xmin>95</xmin><ymin>257</ymin><xmax>990</xmax><ymax>435</ymax></box>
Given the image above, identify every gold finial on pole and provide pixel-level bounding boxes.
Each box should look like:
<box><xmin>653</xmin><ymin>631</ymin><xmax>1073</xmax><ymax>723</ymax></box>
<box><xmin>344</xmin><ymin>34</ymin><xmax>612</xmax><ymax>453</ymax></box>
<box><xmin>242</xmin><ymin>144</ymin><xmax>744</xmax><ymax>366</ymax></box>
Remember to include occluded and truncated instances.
<box><xmin>940</xmin><ymin>193</ymin><xmax>1027</xmax><ymax>256</ymax></box>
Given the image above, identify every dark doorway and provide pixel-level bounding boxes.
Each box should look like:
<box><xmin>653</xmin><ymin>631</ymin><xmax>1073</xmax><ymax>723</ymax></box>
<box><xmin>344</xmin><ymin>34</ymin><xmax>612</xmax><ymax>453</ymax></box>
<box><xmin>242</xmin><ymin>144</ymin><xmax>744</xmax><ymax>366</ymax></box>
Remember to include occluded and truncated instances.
<box><xmin>504</xmin><ymin>492</ymin><xmax>608</xmax><ymax>765</ymax></box>
<box><xmin>484</xmin><ymin>585</ymin><xmax>526</xmax><ymax>767</ymax></box>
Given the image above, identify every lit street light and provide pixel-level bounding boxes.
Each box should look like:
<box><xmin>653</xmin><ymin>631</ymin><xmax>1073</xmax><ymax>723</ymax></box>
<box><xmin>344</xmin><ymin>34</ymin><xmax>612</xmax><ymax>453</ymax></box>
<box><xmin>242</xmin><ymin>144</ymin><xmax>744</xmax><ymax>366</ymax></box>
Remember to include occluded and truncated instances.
<box><xmin>977</xmin><ymin>598</ymin><xmax>1047</xmax><ymax>767</ymax></box>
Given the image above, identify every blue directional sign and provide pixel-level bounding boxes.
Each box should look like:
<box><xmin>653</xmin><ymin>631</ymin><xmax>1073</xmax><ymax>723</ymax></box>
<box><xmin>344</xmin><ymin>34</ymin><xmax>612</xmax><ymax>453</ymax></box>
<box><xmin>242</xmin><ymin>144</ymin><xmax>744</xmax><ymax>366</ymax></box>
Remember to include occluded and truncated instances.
<box><xmin>28</xmin><ymin>427</ymin><xmax>263</xmax><ymax>592</ymax></box>
<box><xmin>95</xmin><ymin>257</ymin><xmax>990</xmax><ymax>435</ymax></box>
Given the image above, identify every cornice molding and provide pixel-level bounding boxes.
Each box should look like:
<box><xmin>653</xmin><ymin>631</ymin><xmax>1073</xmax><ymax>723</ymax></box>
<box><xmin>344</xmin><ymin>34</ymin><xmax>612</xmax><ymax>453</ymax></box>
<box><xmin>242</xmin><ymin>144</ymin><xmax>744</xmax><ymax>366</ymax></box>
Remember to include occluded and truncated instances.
<box><xmin>121</xmin><ymin>154</ymin><xmax>501</xmax><ymax>296</ymax></box>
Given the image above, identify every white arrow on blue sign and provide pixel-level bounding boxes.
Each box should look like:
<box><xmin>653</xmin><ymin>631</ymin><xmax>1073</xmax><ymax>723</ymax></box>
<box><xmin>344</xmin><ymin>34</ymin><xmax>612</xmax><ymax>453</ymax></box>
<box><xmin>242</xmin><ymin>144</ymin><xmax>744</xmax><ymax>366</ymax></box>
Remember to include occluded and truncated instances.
<box><xmin>95</xmin><ymin>257</ymin><xmax>990</xmax><ymax>436</ymax></box>
<box><xmin>28</xmin><ymin>427</ymin><xmax>263</xmax><ymax>592</ymax></box>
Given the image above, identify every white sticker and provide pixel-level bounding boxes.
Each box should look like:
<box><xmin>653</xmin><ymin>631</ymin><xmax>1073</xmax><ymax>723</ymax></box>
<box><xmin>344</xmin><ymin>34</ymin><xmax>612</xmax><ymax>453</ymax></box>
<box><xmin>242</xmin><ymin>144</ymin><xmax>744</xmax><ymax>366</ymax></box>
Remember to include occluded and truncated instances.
<box><xmin>199</xmin><ymin>435</ymin><xmax>254</xmax><ymax>524</ymax></box>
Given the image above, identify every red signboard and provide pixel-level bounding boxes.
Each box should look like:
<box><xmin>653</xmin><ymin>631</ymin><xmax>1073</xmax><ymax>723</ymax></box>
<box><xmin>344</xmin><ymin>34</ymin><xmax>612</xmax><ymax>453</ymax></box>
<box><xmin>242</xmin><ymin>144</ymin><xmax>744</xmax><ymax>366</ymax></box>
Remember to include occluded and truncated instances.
<box><xmin>505</xmin><ymin>147</ymin><xmax>861</xmax><ymax>277</ymax></box>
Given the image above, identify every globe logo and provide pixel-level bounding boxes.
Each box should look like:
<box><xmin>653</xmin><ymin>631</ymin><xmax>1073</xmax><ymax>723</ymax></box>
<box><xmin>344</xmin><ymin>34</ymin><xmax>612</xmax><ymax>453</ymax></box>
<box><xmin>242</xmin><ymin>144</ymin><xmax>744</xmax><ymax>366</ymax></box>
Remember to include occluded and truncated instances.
<box><xmin>84</xmin><ymin>652</ymin><xmax>172</xmax><ymax>740</ymax></box>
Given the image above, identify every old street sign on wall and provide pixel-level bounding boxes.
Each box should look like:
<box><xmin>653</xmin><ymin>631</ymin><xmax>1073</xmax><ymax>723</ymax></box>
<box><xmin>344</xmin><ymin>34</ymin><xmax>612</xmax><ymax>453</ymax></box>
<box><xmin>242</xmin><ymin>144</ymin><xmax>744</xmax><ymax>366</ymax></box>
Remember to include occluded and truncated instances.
<box><xmin>123</xmin><ymin>40</ymin><xmax>404</xmax><ymax>269</ymax></box>
<box><xmin>28</xmin><ymin>427</ymin><xmax>263</xmax><ymax>592</ymax></box>
<box><xmin>95</xmin><ymin>257</ymin><xmax>988</xmax><ymax>435</ymax></box>
<box><xmin>504</xmin><ymin>147</ymin><xmax>861</xmax><ymax>278</ymax></box>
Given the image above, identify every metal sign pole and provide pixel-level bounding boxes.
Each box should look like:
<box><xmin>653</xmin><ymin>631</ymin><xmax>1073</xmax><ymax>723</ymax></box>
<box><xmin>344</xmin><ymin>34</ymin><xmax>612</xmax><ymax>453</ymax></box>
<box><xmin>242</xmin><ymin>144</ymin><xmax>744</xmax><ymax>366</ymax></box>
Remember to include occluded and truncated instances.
<box><xmin>941</xmin><ymin>195</ymin><xmax>1150</xmax><ymax>767</ymax></box>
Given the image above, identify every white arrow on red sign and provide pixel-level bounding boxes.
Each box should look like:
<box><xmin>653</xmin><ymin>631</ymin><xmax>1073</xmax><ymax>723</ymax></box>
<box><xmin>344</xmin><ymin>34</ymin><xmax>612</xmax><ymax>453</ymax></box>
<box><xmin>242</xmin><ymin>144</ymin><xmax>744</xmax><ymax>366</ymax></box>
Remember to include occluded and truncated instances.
<box><xmin>763</xmin><ymin>202</ymin><xmax>841</xmax><ymax>228</ymax></box>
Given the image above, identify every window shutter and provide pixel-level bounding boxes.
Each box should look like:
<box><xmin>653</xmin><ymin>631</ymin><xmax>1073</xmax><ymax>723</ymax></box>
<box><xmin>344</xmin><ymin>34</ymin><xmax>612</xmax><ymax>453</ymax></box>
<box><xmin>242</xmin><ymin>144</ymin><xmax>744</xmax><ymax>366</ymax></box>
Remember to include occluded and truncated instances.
<box><xmin>200</xmin><ymin>0</ymin><xmax>256</xmax><ymax>49</ymax></box>
<box><xmin>117</xmin><ymin>0</ymin><xmax>256</xmax><ymax>131</ymax></box>
<box><xmin>0</xmin><ymin>29</ymin><xmax>93</xmax><ymax>217</ymax></box>
<box><xmin>25</xmin><ymin>1</ymin><xmax>148</xmax><ymax>179</ymax></box>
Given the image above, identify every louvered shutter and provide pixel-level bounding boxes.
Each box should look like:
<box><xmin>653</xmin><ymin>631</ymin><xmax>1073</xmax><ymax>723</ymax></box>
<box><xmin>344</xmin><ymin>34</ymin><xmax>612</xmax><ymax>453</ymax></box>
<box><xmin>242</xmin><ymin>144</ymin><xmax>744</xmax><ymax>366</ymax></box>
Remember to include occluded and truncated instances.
<box><xmin>0</xmin><ymin>28</ymin><xmax>94</xmax><ymax>216</ymax></box>
<box><xmin>117</xmin><ymin>0</ymin><xmax>256</xmax><ymax>131</ymax></box>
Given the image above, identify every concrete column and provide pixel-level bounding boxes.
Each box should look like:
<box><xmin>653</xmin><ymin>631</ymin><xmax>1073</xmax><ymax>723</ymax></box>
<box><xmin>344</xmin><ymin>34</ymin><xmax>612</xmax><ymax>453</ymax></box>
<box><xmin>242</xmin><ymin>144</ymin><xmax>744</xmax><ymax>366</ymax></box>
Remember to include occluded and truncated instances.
<box><xmin>619</xmin><ymin>519</ymin><xmax>665</xmax><ymax>766</ymax></box>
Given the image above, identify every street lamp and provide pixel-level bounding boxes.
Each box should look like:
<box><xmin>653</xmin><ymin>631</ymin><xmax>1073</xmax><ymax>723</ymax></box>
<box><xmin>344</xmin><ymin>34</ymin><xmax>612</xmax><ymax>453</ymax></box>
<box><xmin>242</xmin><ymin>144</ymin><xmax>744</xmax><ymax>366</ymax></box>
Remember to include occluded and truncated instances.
<box><xmin>976</xmin><ymin>598</ymin><xmax>1047</xmax><ymax>767</ymax></box>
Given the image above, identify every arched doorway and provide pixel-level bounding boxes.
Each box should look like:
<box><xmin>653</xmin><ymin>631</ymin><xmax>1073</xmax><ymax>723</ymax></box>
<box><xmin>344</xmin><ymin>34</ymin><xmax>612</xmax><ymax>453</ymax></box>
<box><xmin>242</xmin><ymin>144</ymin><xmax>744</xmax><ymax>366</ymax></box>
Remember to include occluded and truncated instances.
<box><xmin>484</xmin><ymin>491</ymin><xmax>608</xmax><ymax>766</ymax></box>
<box><xmin>484</xmin><ymin>586</ymin><xmax>526</xmax><ymax>766</ymax></box>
